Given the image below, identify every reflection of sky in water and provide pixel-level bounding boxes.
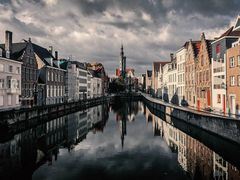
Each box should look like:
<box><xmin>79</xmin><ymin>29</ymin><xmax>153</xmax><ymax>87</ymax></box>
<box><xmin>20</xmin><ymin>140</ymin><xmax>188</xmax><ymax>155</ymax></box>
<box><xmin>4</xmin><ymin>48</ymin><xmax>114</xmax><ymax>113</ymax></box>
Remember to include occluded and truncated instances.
<box><xmin>33</xmin><ymin>111</ymin><xmax>189</xmax><ymax>180</ymax></box>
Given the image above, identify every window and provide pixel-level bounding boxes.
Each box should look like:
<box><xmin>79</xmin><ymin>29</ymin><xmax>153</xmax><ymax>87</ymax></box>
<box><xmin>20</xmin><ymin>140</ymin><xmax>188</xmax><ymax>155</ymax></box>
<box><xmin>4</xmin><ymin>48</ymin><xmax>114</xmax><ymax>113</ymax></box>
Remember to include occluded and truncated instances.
<box><xmin>9</xmin><ymin>65</ymin><xmax>13</xmax><ymax>72</ymax></box>
<box><xmin>0</xmin><ymin>79</ymin><xmax>4</xmax><ymax>88</ymax></box>
<box><xmin>0</xmin><ymin>96</ymin><xmax>3</xmax><ymax>106</ymax></box>
<box><xmin>238</xmin><ymin>55</ymin><xmax>240</xmax><ymax>66</ymax></box>
<box><xmin>230</xmin><ymin>57</ymin><xmax>235</xmax><ymax>68</ymax></box>
<box><xmin>16</xmin><ymin>95</ymin><xmax>19</xmax><ymax>105</ymax></box>
<box><xmin>47</xmin><ymin>71</ymin><xmax>50</xmax><ymax>81</ymax></box>
<box><xmin>217</xmin><ymin>94</ymin><xmax>221</xmax><ymax>103</ymax></box>
<box><xmin>16</xmin><ymin>67</ymin><xmax>20</xmax><ymax>74</ymax></box>
<box><xmin>238</xmin><ymin>76</ymin><xmax>240</xmax><ymax>86</ymax></box>
<box><xmin>8</xmin><ymin>95</ymin><xmax>11</xmax><ymax>106</ymax></box>
<box><xmin>230</xmin><ymin>76</ymin><xmax>235</xmax><ymax>86</ymax></box>
<box><xmin>0</xmin><ymin>64</ymin><xmax>4</xmax><ymax>72</ymax></box>
<box><xmin>7</xmin><ymin>79</ymin><xmax>11</xmax><ymax>88</ymax></box>
<box><xmin>16</xmin><ymin>80</ymin><xmax>20</xmax><ymax>89</ymax></box>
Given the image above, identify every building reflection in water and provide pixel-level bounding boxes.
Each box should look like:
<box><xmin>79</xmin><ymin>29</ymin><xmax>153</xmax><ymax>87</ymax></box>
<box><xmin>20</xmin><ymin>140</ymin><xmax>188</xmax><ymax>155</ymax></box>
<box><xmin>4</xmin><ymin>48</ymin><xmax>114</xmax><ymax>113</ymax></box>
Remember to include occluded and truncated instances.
<box><xmin>113</xmin><ymin>100</ymin><xmax>140</xmax><ymax>149</ymax></box>
<box><xmin>1</xmin><ymin>101</ymin><xmax>240</xmax><ymax>180</ymax></box>
<box><xmin>0</xmin><ymin>103</ymin><xmax>109</xmax><ymax>179</ymax></box>
<box><xmin>144</xmin><ymin>104</ymin><xmax>240</xmax><ymax>180</ymax></box>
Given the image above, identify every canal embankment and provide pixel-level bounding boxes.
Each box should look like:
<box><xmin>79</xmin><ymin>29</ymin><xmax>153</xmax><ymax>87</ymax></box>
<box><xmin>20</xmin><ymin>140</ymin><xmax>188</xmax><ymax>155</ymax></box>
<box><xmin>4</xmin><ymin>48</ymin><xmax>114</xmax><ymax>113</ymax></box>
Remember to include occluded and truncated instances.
<box><xmin>142</xmin><ymin>93</ymin><xmax>240</xmax><ymax>145</ymax></box>
<box><xmin>0</xmin><ymin>93</ymin><xmax>142</xmax><ymax>132</ymax></box>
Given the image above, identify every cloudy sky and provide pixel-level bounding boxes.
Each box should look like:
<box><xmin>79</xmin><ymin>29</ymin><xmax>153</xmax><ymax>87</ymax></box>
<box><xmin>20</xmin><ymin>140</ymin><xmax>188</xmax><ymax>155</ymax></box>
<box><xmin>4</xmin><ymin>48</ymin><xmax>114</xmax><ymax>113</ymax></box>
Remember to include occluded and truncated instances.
<box><xmin>0</xmin><ymin>0</ymin><xmax>239</xmax><ymax>75</ymax></box>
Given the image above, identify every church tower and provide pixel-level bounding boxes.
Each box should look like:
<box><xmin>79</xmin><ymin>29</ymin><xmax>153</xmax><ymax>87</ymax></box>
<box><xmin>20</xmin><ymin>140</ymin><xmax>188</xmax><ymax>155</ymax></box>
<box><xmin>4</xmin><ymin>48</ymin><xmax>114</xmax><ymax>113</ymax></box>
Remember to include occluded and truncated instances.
<box><xmin>120</xmin><ymin>44</ymin><xmax>126</xmax><ymax>80</ymax></box>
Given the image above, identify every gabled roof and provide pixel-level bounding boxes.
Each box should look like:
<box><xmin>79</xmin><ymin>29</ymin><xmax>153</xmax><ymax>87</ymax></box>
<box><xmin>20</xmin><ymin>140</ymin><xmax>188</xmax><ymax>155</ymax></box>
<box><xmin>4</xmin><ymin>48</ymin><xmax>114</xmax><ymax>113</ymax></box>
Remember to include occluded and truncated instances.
<box><xmin>206</xmin><ymin>39</ymin><xmax>213</xmax><ymax>59</ymax></box>
<box><xmin>191</xmin><ymin>41</ymin><xmax>201</xmax><ymax>58</ymax></box>
<box><xmin>32</xmin><ymin>43</ymin><xmax>54</xmax><ymax>66</ymax></box>
<box><xmin>218</xmin><ymin>26</ymin><xmax>240</xmax><ymax>39</ymax></box>
<box><xmin>233</xmin><ymin>16</ymin><xmax>240</xmax><ymax>31</ymax></box>
<box><xmin>153</xmin><ymin>61</ymin><xmax>170</xmax><ymax>72</ymax></box>
<box><xmin>0</xmin><ymin>42</ymin><xmax>27</xmax><ymax>60</ymax></box>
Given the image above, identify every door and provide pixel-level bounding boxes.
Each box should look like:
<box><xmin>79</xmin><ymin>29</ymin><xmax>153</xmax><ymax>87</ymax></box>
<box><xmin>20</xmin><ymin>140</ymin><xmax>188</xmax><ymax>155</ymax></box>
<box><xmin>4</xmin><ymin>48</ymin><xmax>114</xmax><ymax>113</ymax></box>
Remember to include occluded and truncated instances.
<box><xmin>197</xmin><ymin>100</ymin><xmax>200</xmax><ymax>111</ymax></box>
<box><xmin>207</xmin><ymin>90</ymin><xmax>211</xmax><ymax>107</ymax></box>
<box><xmin>231</xmin><ymin>96</ymin><xmax>236</xmax><ymax>115</ymax></box>
<box><xmin>223</xmin><ymin>95</ymin><xmax>226</xmax><ymax>114</ymax></box>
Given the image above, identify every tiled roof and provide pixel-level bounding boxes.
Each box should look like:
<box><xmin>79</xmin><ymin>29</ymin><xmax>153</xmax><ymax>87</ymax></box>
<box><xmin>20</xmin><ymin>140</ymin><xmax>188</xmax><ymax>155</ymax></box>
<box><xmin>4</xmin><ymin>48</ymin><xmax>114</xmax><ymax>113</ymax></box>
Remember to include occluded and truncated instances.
<box><xmin>32</xmin><ymin>43</ymin><xmax>54</xmax><ymax>66</ymax></box>
<box><xmin>153</xmin><ymin>61</ymin><xmax>170</xmax><ymax>72</ymax></box>
<box><xmin>218</xmin><ymin>26</ymin><xmax>240</xmax><ymax>39</ymax></box>
<box><xmin>192</xmin><ymin>41</ymin><xmax>201</xmax><ymax>58</ymax></box>
<box><xmin>0</xmin><ymin>42</ymin><xmax>27</xmax><ymax>60</ymax></box>
<box><xmin>206</xmin><ymin>39</ymin><xmax>213</xmax><ymax>59</ymax></box>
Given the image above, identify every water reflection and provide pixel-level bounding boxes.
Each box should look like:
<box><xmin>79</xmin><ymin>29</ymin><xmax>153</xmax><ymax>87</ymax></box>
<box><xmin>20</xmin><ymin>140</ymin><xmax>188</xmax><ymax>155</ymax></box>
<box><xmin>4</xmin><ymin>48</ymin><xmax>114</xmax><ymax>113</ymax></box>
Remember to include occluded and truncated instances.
<box><xmin>0</xmin><ymin>101</ymin><xmax>239</xmax><ymax>180</ymax></box>
<box><xmin>145</xmin><ymin>105</ymin><xmax>240</xmax><ymax>180</ymax></box>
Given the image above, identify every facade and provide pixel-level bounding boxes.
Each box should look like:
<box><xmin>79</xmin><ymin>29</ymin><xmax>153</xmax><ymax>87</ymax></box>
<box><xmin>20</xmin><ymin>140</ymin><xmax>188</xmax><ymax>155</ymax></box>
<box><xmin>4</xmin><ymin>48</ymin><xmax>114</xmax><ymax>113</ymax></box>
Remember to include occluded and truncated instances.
<box><xmin>211</xmin><ymin>17</ymin><xmax>240</xmax><ymax>113</ymax></box>
<box><xmin>88</xmin><ymin>70</ymin><xmax>103</xmax><ymax>98</ymax></box>
<box><xmin>151</xmin><ymin>61</ymin><xmax>169</xmax><ymax>98</ymax></box>
<box><xmin>139</xmin><ymin>74</ymin><xmax>146</xmax><ymax>91</ymax></box>
<box><xmin>162</xmin><ymin>63</ymin><xmax>170</xmax><ymax>102</ymax></box>
<box><xmin>145</xmin><ymin>70</ymin><xmax>152</xmax><ymax>93</ymax></box>
<box><xmin>0</xmin><ymin>57</ymin><xmax>22</xmax><ymax>110</ymax></box>
<box><xmin>78</xmin><ymin>63</ymin><xmax>88</xmax><ymax>100</ymax></box>
<box><xmin>60</xmin><ymin>60</ymin><xmax>87</xmax><ymax>102</ymax></box>
<box><xmin>176</xmin><ymin>44</ymin><xmax>187</xmax><ymax>104</ymax></box>
<box><xmin>226</xmin><ymin>39</ymin><xmax>240</xmax><ymax>116</ymax></box>
<box><xmin>167</xmin><ymin>55</ymin><xmax>178</xmax><ymax>104</ymax></box>
<box><xmin>87</xmin><ymin>71</ymin><xmax>92</xmax><ymax>99</ymax></box>
<box><xmin>35</xmin><ymin>44</ymin><xmax>65</xmax><ymax>105</ymax></box>
<box><xmin>87</xmin><ymin>63</ymin><xmax>108</xmax><ymax>95</ymax></box>
<box><xmin>0</xmin><ymin>31</ymin><xmax>38</xmax><ymax>108</ymax></box>
<box><xmin>185</xmin><ymin>40</ymin><xmax>200</xmax><ymax>107</ymax></box>
<box><xmin>196</xmin><ymin>33</ymin><xmax>212</xmax><ymax>110</ymax></box>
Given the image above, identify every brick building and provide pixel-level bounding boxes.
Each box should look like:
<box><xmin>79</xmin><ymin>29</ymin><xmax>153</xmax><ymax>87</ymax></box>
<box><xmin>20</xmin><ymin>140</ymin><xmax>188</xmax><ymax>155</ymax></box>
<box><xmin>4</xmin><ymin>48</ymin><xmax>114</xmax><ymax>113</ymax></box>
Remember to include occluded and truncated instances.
<box><xmin>196</xmin><ymin>33</ymin><xmax>213</xmax><ymax>110</ymax></box>
<box><xmin>0</xmin><ymin>31</ymin><xmax>38</xmax><ymax>107</ymax></box>
<box><xmin>226</xmin><ymin>39</ymin><xmax>240</xmax><ymax>116</ymax></box>
<box><xmin>185</xmin><ymin>40</ymin><xmax>201</xmax><ymax>107</ymax></box>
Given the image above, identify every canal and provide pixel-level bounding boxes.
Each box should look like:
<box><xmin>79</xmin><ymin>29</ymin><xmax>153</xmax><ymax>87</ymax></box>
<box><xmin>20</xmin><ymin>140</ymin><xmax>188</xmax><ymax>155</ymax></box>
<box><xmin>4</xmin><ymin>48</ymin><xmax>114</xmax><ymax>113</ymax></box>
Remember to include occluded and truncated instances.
<box><xmin>0</xmin><ymin>100</ymin><xmax>240</xmax><ymax>180</ymax></box>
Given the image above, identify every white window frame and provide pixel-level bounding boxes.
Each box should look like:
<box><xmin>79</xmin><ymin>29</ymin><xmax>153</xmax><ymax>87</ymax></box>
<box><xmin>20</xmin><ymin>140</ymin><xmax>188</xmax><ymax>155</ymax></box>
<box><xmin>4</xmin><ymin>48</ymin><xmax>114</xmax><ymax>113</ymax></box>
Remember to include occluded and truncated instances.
<box><xmin>8</xmin><ymin>95</ymin><xmax>11</xmax><ymax>106</ymax></box>
<box><xmin>230</xmin><ymin>57</ymin><xmax>235</xmax><ymax>68</ymax></box>
<box><xmin>230</xmin><ymin>76</ymin><xmax>235</xmax><ymax>86</ymax></box>
<box><xmin>0</xmin><ymin>64</ymin><xmax>4</xmax><ymax>72</ymax></box>
<box><xmin>0</xmin><ymin>96</ymin><xmax>3</xmax><ymax>106</ymax></box>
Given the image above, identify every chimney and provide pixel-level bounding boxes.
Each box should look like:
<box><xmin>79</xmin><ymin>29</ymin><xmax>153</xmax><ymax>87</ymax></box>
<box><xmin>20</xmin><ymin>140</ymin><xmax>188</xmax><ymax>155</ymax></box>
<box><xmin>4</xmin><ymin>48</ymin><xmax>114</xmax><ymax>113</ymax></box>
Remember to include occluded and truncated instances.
<box><xmin>170</xmin><ymin>53</ymin><xmax>174</xmax><ymax>62</ymax></box>
<box><xmin>5</xmin><ymin>30</ymin><xmax>12</xmax><ymax>58</ymax></box>
<box><xmin>54</xmin><ymin>51</ymin><xmax>59</xmax><ymax>67</ymax></box>
<box><xmin>55</xmin><ymin>51</ymin><xmax>58</xmax><ymax>60</ymax></box>
<box><xmin>48</xmin><ymin>46</ymin><xmax>53</xmax><ymax>55</ymax></box>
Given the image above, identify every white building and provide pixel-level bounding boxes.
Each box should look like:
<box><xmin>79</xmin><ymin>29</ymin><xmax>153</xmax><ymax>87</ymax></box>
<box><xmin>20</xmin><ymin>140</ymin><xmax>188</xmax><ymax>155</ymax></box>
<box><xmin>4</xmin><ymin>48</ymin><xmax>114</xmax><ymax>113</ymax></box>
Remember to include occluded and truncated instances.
<box><xmin>79</xmin><ymin>65</ymin><xmax>88</xmax><ymax>99</ymax></box>
<box><xmin>88</xmin><ymin>70</ymin><xmax>102</xmax><ymax>98</ymax></box>
<box><xmin>60</xmin><ymin>60</ymin><xmax>87</xmax><ymax>102</ymax></box>
<box><xmin>176</xmin><ymin>46</ymin><xmax>187</xmax><ymax>104</ymax></box>
<box><xmin>211</xmin><ymin>17</ymin><xmax>240</xmax><ymax>113</ymax></box>
<box><xmin>162</xmin><ymin>55</ymin><xmax>178</xmax><ymax>104</ymax></box>
<box><xmin>152</xmin><ymin>62</ymin><xmax>169</xmax><ymax>98</ymax></box>
<box><xmin>0</xmin><ymin>57</ymin><xmax>22</xmax><ymax>110</ymax></box>
<box><xmin>162</xmin><ymin>63</ymin><xmax>170</xmax><ymax>101</ymax></box>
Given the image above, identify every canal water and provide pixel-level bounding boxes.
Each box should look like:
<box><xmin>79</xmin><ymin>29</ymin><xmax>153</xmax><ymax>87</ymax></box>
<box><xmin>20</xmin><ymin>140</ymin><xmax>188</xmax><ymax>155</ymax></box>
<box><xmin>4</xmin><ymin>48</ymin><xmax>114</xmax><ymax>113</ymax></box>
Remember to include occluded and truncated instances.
<box><xmin>0</xmin><ymin>100</ymin><xmax>240</xmax><ymax>180</ymax></box>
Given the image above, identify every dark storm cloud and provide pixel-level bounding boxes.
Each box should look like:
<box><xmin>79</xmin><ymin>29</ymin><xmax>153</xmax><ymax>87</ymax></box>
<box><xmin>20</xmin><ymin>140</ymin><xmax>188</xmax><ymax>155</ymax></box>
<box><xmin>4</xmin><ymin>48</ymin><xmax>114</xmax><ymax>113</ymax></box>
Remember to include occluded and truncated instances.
<box><xmin>0</xmin><ymin>0</ymin><xmax>239</xmax><ymax>75</ymax></box>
